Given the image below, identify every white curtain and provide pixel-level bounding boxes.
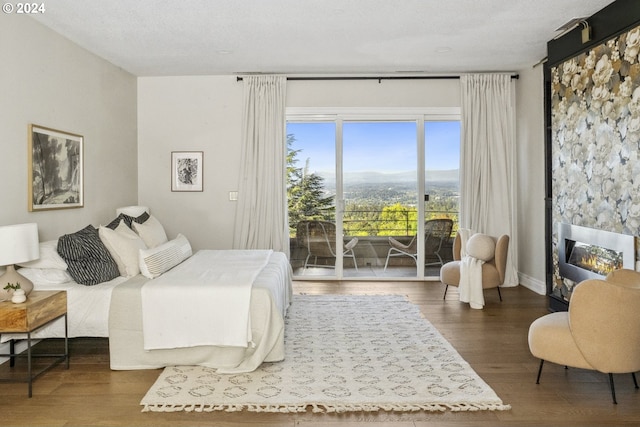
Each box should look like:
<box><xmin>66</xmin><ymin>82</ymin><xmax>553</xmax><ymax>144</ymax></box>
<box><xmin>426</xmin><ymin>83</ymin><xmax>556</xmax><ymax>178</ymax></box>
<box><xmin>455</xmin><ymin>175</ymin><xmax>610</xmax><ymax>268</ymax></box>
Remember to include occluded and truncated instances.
<box><xmin>233</xmin><ymin>76</ymin><xmax>289</xmax><ymax>256</ymax></box>
<box><xmin>460</xmin><ymin>74</ymin><xmax>518</xmax><ymax>287</ymax></box>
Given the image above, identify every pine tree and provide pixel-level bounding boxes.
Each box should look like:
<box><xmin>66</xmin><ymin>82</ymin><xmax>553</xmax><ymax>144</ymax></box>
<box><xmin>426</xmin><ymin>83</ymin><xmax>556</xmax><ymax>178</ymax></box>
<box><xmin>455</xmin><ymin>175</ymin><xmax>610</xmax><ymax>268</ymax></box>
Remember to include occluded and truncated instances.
<box><xmin>287</xmin><ymin>135</ymin><xmax>334</xmax><ymax>235</ymax></box>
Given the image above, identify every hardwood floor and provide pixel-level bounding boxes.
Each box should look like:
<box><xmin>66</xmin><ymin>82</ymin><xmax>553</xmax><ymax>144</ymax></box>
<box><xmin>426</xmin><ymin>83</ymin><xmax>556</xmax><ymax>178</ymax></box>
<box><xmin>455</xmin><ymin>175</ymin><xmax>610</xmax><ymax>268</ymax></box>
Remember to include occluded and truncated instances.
<box><xmin>1</xmin><ymin>281</ymin><xmax>639</xmax><ymax>426</ymax></box>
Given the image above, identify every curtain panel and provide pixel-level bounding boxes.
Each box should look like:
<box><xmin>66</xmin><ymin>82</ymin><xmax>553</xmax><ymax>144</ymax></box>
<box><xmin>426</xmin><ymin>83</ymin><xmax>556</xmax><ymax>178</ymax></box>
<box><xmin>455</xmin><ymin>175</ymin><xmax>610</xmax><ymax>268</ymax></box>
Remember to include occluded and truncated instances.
<box><xmin>460</xmin><ymin>74</ymin><xmax>518</xmax><ymax>286</ymax></box>
<box><xmin>233</xmin><ymin>76</ymin><xmax>289</xmax><ymax>256</ymax></box>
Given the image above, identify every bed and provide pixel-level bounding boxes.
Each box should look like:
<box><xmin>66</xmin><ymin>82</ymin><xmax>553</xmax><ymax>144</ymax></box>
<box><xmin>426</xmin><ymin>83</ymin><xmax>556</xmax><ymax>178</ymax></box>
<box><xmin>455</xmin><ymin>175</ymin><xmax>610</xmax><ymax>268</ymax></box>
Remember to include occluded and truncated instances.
<box><xmin>109</xmin><ymin>250</ymin><xmax>292</xmax><ymax>373</ymax></box>
<box><xmin>4</xmin><ymin>214</ymin><xmax>292</xmax><ymax>374</ymax></box>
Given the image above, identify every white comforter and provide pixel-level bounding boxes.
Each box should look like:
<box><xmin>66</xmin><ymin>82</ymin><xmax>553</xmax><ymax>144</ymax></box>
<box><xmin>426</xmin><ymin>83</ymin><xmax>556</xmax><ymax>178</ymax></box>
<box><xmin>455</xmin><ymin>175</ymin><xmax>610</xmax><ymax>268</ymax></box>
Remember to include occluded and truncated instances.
<box><xmin>140</xmin><ymin>249</ymin><xmax>272</xmax><ymax>350</ymax></box>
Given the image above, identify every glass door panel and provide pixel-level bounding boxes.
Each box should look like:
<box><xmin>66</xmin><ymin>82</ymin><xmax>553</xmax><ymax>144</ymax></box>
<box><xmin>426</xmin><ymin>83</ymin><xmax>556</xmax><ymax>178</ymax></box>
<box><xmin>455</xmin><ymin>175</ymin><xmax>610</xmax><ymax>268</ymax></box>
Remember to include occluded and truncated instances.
<box><xmin>424</xmin><ymin>121</ymin><xmax>460</xmax><ymax>277</ymax></box>
<box><xmin>343</xmin><ymin>121</ymin><xmax>418</xmax><ymax>278</ymax></box>
<box><xmin>287</xmin><ymin>122</ymin><xmax>338</xmax><ymax>277</ymax></box>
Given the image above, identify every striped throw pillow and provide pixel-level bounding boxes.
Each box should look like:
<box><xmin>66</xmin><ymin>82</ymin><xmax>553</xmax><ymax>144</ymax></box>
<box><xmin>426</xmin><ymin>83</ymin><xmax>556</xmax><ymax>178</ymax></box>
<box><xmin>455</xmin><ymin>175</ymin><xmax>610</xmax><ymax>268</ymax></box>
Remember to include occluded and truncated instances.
<box><xmin>106</xmin><ymin>211</ymin><xmax>150</xmax><ymax>230</ymax></box>
<box><xmin>139</xmin><ymin>234</ymin><xmax>192</xmax><ymax>279</ymax></box>
<box><xmin>56</xmin><ymin>225</ymin><xmax>120</xmax><ymax>286</ymax></box>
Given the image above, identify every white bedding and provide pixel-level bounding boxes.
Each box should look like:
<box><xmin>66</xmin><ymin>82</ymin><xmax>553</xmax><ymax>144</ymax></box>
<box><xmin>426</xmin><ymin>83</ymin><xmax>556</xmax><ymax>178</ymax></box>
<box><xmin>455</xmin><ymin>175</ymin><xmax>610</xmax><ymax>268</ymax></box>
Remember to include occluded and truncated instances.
<box><xmin>2</xmin><ymin>250</ymin><xmax>292</xmax><ymax>347</ymax></box>
<box><xmin>0</xmin><ymin>274</ymin><xmax>128</xmax><ymax>342</ymax></box>
<box><xmin>141</xmin><ymin>250</ymin><xmax>271</xmax><ymax>350</ymax></box>
<box><xmin>3</xmin><ymin>250</ymin><xmax>293</xmax><ymax>373</ymax></box>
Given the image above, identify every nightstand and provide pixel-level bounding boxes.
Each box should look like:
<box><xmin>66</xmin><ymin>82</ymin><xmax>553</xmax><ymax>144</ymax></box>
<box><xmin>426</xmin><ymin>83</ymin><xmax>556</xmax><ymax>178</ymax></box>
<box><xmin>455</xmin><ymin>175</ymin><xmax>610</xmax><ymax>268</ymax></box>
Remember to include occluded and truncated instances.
<box><xmin>0</xmin><ymin>290</ymin><xmax>68</xmax><ymax>397</ymax></box>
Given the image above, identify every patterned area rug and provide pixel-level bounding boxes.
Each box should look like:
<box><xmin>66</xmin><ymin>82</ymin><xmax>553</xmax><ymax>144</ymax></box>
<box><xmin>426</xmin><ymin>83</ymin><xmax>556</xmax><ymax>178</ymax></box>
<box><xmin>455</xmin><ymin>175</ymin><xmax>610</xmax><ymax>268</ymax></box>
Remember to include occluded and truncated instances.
<box><xmin>141</xmin><ymin>295</ymin><xmax>510</xmax><ymax>413</ymax></box>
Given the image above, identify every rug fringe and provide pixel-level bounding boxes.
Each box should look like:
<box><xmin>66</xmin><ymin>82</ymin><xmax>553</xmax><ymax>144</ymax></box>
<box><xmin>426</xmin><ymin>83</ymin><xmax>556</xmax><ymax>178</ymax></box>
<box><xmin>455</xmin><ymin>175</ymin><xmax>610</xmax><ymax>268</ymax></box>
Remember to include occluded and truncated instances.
<box><xmin>142</xmin><ymin>402</ymin><xmax>511</xmax><ymax>413</ymax></box>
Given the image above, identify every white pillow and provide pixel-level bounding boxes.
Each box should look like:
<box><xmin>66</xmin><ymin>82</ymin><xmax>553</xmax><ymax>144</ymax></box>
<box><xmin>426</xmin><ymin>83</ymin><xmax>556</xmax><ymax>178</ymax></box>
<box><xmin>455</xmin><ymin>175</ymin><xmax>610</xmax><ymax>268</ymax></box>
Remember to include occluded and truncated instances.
<box><xmin>466</xmin><ymin>233</ymin><xmax>496</xmax><ymax>262</ymax></box>
<box><xmin>99</xmin><ymin>220</ymin><xmax>148</xmax><ymax>277</ymax></box>
<box><xmin>18</xmin><ymin>267</ymin><xmax>73</xmax><ymax>285</ymax></box>
<box><xmin>139</xmin><ymin>234</ymin><xmax>192</xmax><ymax>279</ymax></box>
<box><xmin>133</xmin><ymin>215</ymin><xmax>168</xmax><ymax>248</ymax></box>
<box><xmin>17</xmin><ymin>240</ymin><xmax>68</xmax><ymax>270</ymax></box>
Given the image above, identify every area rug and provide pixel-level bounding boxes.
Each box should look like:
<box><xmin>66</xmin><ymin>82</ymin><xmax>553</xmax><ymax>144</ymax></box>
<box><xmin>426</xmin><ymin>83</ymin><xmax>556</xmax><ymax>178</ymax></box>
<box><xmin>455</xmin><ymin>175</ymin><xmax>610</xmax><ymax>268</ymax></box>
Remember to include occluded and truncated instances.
<box><xmin>141</xmin><ymin>295</ymin><xmax>510</xmax><ymax>413</ymax></box>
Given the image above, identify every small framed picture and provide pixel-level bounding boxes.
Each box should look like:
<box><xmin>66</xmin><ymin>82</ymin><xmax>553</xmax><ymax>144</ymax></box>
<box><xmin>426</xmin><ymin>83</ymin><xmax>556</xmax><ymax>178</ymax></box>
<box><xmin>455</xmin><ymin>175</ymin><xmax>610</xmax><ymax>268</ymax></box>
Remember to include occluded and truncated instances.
<box><xmin>171</xmin><ymin>151</ymin><xmax>203</xmax><ymax>192</ymax></box>
<box><xmin>28</xmin><ymin>124</ymin><xmax>84</xmax><ymax>211</ymax></box>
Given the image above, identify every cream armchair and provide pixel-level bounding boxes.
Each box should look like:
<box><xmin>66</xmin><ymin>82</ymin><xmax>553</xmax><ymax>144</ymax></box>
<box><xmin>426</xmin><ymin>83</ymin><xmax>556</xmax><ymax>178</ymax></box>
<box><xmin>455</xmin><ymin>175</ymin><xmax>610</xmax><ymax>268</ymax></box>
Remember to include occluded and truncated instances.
<box><xmin>528</xmin><ymin>269</ymin><xmax>640</xmax><ymax>404</ymax></box>
<box><xmin>440</xmin><ymin>232</ymin><xmax>510</xmax><ymax>300</ymax></box>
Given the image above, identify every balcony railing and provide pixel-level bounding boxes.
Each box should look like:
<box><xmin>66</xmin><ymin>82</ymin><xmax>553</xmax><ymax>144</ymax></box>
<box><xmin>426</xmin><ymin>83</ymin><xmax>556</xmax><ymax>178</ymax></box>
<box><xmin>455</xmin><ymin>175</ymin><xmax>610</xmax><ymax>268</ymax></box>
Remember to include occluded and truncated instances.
<box><xmin>289</xmin><ymin>209</ymin><xmax>459</xmax><ymax>274</ymax></box>
<box><xmin>290</xmin><ymin>209</ymin><xmax>459</xmax><ymax>238</ymax></box>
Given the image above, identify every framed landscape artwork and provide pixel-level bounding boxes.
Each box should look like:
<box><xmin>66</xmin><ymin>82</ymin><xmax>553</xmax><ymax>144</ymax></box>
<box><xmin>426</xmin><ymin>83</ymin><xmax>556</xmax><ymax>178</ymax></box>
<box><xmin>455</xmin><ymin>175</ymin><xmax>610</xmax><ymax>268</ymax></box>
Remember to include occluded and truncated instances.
<box><xmin>28</xmin><ymin>124</ymin><xmax>84</xmax><ymax>211</ymax></box>
<box><xmin>171</xmin><ymin>151</ymin><xmax>203</xmax><ymax>192</ymax></box>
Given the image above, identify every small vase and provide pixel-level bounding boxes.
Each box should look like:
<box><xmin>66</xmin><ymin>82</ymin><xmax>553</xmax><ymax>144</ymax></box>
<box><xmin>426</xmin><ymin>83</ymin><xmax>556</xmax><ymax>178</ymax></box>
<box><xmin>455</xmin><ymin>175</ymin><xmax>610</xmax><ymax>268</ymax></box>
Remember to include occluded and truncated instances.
<box><xmin>11</xmin><ymin>289</ymin><xmax>26</xmax><ymax>304</ymax></box>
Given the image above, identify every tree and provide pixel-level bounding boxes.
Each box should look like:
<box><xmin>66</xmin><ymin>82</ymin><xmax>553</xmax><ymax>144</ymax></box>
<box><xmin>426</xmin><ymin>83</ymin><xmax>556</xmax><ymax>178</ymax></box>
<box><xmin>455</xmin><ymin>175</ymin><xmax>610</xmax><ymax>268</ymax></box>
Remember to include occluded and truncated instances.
<box><xmin>378</xmin><ymin>203</ymin><xmax>418</xmax><ymax>236</ymax></box>
<box><xmin>287</xmin><ymin>134</ymin><xmax>334</xmax><ymax>235</ymax></box>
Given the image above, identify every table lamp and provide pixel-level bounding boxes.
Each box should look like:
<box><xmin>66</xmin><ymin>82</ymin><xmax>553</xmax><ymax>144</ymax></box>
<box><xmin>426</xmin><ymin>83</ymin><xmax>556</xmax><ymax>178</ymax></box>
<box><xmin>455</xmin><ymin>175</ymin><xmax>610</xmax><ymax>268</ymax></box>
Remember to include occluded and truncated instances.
<box><xmin>0</xmin><ymin>223</ymin><xmax>40</xmax><ymax>301</ymax></box>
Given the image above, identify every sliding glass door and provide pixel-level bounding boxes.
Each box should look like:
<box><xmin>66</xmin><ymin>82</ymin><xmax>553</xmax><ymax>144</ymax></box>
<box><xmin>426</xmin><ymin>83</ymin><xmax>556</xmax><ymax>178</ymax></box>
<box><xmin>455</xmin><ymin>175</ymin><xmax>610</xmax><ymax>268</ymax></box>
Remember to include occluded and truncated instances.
<box><xmin>424</xmin><ymin>121</ymin><xmax>460</xmax><ymax>276</ymax></box>
<box><xmin>287</xmin><ymin>122</ymin><xmax>338</xmax><ymax>274</ymax></box>
<box><xmin>287</xmin><ymin>109</ymin><xmax>459</xmax><ymax>280</ymax></box>
<box><xmin>343</xmin><ymin>121</ymin><xmax>418</xmax><ymax>277</ymax></box>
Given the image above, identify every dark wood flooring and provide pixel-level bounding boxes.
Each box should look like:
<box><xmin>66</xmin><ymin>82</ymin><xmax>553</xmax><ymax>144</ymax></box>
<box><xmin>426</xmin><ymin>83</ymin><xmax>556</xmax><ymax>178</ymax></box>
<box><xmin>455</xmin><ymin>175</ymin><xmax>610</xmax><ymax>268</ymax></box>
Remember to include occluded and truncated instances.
<box><xmin>0</xmin><ymin>281</ymin><xmax>638</xmax><ymax>426</ymax></box>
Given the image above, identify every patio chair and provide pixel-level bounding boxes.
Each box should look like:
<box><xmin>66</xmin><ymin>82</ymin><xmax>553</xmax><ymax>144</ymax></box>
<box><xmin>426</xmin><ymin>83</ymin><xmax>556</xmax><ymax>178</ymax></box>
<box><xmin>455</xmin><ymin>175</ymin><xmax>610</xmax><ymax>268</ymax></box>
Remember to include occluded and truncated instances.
<box><xmin>298</xmin><ymin>220</ymin><xmax>359</xmax><ymax>270</ymax></box>
<box><xmin>383</xmin><ymin>218</ymin><xmax>453</xmax><ymax>271</ymax></box>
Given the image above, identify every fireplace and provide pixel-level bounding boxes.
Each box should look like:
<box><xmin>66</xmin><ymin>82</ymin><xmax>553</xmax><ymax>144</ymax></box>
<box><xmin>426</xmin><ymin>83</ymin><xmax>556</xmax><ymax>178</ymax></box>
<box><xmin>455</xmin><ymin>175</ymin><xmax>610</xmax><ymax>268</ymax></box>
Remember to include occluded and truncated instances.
<box><xmin>553</xmin><ymin>223</ymin><xmax>636</xmax><ymax>309</ymax></box>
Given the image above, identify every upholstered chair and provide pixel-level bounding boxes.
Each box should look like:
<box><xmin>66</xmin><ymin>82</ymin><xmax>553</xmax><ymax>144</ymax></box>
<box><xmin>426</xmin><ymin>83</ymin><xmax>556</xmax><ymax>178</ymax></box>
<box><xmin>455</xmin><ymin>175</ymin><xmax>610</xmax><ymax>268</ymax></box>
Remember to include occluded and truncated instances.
<box><xmin>440</xmin><ymin>232</ymin><xmax>510</xmax><ymax>300</ymax></box>
<box><xmin>528</xmin><ymin>269</ymin><xmax>640</xmax><ymax>404</ymax></box>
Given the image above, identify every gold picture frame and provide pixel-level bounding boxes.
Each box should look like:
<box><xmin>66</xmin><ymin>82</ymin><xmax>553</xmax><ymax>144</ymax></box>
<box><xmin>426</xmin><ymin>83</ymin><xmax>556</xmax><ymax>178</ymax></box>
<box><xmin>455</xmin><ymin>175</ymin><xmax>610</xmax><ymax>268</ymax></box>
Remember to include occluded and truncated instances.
<box><xmin>171</xmin><ymin>151</ymin><xmax>203</xmax><ymax>192</ymax></box>
<box><xmin>28</xmin><ymin>124</ymin><xmax>84</xmax><ymax>211</ymax></box>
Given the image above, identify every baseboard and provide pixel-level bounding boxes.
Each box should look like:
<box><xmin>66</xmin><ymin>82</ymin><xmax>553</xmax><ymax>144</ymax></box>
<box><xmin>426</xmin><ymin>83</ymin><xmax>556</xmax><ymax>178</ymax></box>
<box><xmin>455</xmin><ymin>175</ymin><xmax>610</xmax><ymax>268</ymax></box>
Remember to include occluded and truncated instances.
<box><xmin>518</xmin><ymin>272</ymin><xmax>546</xmax><ymax>295</ymax></box>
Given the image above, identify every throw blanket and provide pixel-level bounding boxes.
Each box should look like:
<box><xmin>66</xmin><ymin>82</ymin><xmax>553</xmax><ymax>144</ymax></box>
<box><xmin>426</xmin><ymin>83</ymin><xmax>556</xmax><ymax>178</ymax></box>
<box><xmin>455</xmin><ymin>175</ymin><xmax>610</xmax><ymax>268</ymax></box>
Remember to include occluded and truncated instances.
<box><xmin>458</xmin><ymin>229</ymin><xmax>485</xmax><ymax>309</ymax></box>
<box><xmin>141</xmin><ymin>249</ymin><xmax>272</xmax><ymax>350</ymax></box>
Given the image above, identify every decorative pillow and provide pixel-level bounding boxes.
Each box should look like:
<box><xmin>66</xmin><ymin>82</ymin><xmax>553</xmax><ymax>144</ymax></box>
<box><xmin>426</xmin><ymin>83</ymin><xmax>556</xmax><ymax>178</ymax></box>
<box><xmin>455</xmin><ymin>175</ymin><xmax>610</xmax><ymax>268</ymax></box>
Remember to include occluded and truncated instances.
<box><xmin>105</xmin><ymin>211</ymin><xmax>150</xmax><ymax>230</ymax></box>
<box><xmin>133</xmin><ymin>215</ymin><xmax>168</xmax><ymax>248</ymax></box>
<box><xmin>139</xmin><ymin>234</ymin><xmax>192</xmax><ymax>279</ymax></box>
<box><xmin>466</xmin><ymin>233</ymin><xmax>496</xmax><ymax>262</ymax></box>
<box><xmin>17</xmin><ymin>267</ymin><xmax>73</xmax><ymax>285</ymax></box>
<box><xmin>99</xmin><ymin>220</ymin><xmax>147</xmax><ymax>277</ymax></box>
<box><xmin>18</xmin><ymin>240</ymin><xmax>68</xmax><ymax>270</ymax></box>
<box><xmin>56</xmin><ymin>225</ymin><xmax>120</xmax><ymax>286</ymax></box>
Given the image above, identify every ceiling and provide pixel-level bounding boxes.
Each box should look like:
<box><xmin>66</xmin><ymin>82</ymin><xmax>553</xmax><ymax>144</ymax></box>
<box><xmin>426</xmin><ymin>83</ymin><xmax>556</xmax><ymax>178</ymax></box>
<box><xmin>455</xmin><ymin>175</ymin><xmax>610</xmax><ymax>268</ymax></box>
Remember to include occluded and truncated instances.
<box><xmin>30</xmin><ymin>0</ymin><xmax>615</xmax><ymax>77</ymax></box>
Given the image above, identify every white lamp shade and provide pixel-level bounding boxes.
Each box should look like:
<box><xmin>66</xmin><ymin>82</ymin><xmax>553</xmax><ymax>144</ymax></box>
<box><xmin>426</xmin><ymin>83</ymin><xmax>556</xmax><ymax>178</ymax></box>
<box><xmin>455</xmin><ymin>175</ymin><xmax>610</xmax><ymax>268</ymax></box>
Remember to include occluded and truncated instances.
<box><xmin>0</xmin><ymin>223</ymin><xmax>40</xmax><ymax>266</ymax></box>
<box><xmin>116</xmin><ymin>206</ymin><xmax>150</xmax><ymax>217</ymax></box>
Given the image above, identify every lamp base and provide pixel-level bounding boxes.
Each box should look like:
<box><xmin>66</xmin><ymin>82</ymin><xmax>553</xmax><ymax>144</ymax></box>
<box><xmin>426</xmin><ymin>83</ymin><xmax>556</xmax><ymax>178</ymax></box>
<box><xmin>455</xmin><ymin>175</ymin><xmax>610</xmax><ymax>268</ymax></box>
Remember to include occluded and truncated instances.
<box><xmin>0</xmin><ymin>265</ymin><xmax>34</xmax><ymax>301</ymax></box>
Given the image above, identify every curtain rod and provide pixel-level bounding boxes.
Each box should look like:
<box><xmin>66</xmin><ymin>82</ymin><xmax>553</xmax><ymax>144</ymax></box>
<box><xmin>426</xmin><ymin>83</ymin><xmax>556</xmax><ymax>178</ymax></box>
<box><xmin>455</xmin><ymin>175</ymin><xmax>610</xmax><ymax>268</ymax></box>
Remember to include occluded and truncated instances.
<box><xmin>236</xmin><ymin>74</ymin><xmax>519</xmax><ymax>82</ymax></box>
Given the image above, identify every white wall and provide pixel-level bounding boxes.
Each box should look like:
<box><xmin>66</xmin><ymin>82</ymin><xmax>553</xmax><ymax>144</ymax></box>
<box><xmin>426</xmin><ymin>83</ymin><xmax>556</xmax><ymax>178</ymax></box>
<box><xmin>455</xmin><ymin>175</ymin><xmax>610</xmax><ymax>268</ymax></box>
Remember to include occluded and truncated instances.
<box><xmin>287</xmin><ymin>78</ymin><xmax>460</xmax><ymax>108</ymax></box>
<box><xmin>137</xmin><ymin>76</ymin><xmax>244</xmax><ymax>250</ymax></box>
<box><xmin>515</xmin><ymin>66</ymin><xmax>546</xmax><ymax>294</ymax></box>
<box><xmin>0</xmin><ymin>15</ymin><xmax>138</xmax><ymax>241</ymax></box>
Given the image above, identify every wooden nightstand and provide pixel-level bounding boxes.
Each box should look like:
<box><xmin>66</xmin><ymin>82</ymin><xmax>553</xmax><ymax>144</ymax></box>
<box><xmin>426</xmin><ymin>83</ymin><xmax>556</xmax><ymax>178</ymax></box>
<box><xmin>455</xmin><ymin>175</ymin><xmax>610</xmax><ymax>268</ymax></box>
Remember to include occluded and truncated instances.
<box><xmin>0</xmin><ymin>290</ymin><xmax>68</xmax><ymax>397</ymax></box>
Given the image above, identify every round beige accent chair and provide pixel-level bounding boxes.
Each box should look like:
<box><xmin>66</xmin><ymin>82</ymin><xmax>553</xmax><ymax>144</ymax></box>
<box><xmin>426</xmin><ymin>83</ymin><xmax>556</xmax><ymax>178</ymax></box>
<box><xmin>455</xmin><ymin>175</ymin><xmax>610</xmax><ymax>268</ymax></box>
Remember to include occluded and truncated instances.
<box><xmin>528</xmin><ymin>269</ymin><xmax>640</xmax><ymax>404</ymax></box>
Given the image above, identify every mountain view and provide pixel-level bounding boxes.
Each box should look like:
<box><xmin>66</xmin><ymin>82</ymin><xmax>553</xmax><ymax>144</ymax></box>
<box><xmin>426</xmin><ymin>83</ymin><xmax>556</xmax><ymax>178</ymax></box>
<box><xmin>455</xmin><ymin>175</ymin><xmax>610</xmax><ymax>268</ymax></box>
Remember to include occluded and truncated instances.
<box><xmin>316</xmin><ymin>169</ymin><xmax>459</xmax><ymax>208</ymax></box>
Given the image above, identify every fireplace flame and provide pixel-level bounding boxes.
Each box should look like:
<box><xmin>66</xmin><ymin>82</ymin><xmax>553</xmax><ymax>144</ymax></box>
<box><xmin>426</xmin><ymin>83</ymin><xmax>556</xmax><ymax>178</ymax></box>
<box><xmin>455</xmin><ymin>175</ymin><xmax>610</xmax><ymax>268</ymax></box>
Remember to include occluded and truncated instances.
<box><xmin>579</xmin><ymin>253</ymin><xmax>621</xmax><ymax>276</ymax></box>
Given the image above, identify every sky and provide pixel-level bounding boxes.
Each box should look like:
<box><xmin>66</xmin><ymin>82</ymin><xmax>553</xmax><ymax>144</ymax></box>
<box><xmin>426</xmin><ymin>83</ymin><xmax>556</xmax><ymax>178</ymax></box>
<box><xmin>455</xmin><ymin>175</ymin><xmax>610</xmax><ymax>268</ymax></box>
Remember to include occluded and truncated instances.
<box><xmin>287</xmin><ymin>121</ymin><xmax>460</xmax><ymax>174</ymax></box>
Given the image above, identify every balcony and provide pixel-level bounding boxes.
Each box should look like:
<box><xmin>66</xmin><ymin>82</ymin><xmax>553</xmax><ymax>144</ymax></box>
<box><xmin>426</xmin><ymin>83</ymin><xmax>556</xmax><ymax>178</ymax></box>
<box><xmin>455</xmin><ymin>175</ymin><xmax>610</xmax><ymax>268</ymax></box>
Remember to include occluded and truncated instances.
<box><xmin>290</xmin><ymin>210</ymin><xmax>458</xmax><ymax>278</ymax></box>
